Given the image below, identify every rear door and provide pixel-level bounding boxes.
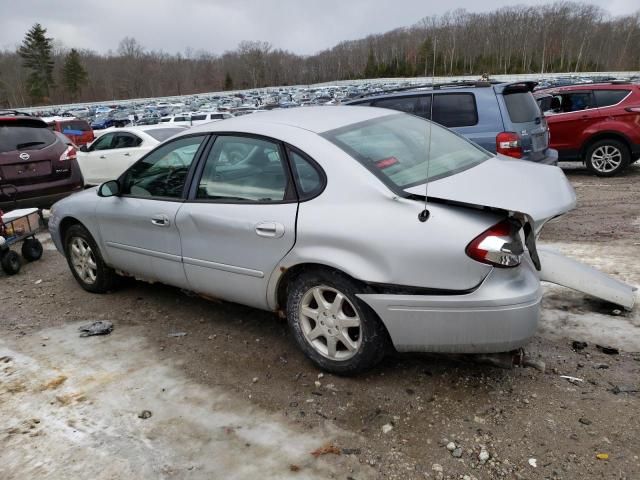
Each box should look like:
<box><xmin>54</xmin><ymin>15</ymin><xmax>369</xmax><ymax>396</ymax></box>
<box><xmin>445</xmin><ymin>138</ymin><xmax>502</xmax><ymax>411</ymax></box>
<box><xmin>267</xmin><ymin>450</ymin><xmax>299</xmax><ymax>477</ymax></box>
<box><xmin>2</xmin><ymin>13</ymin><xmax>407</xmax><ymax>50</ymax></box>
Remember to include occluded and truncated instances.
<box><xmin>176</xmin><ymin>134</ymin><xmax>298</xmax><ymax>310</ymax></box>
<box><xmin>497</xmin><ymin>84</ymin><xmax>549</xmax><ymax>161</ymax></box>
<box><xmin>0</xmin><ymin>118</ymin><xmax>64</xmax><ymax>194</ymax></box>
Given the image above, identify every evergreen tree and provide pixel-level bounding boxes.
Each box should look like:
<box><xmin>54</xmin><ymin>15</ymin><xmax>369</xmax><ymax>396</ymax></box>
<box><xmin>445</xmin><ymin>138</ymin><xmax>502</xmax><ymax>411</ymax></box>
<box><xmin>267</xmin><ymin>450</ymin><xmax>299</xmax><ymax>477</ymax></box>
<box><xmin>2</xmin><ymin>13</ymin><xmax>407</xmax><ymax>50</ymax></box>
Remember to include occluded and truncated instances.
<box><xmin>62</xmin><ymin>49</ymin><xmax>88</xmax><ymax>100</ymax></box>
<box><xmin>224</xmin><ymin>72</ymin><xmax>233</xmax><ymax>90</ymax></box>
<box><xmin>18</xmin><ymin>23</ymin><xmax>55</xmax><ymax>104</ymax></box>
<box><xmin>363</xmin><ymin>47</ymin><xmax>378</xmax><ymax>78</ymax></box>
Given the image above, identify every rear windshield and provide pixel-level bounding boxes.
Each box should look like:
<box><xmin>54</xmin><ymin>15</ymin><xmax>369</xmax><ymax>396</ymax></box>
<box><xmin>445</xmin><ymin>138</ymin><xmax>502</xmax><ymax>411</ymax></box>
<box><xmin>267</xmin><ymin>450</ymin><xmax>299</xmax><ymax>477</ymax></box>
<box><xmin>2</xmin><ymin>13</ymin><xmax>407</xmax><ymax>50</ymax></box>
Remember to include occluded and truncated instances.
<box><xmin>144</xmin><ymin>128</ymin><xmax>185</xmax><ymax>142</ymax></box>
<box><xmin>503</xmin><ymin>92</ymin><xmax>541</xmax><ymax>123</ymax></box>
<box><xmin>323</xmin><ymin>113</ymin><xmax>490</xmax><ymax>190</ymax></box>
<box><xmin>0</xmin><ymin>122</ymin><xmax>57</xmax><ymax>153</ymax></box>
<box><xmin>59</xmin><ymin>121</ymin><xmax>91</xmax><ymax>133</ymax></box>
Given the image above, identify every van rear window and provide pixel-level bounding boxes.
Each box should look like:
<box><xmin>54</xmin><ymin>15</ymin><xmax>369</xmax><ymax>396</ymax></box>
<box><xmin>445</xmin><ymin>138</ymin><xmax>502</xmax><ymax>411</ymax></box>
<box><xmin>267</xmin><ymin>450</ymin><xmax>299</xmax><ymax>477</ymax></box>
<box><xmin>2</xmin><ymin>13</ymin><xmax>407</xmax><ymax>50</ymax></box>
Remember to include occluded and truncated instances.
<box><xmin>503</xmin><ymin>92</ymin><xmax>541</xmax><ymax>123</ymax></box>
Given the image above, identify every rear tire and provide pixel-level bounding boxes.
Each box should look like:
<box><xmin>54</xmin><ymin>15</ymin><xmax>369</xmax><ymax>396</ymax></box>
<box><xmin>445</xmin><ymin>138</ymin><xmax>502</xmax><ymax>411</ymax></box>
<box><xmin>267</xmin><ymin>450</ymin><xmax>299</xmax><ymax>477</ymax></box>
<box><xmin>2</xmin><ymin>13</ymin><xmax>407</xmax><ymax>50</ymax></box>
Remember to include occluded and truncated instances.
<box><xmin>585</xmin><ymin>139</ymin><xmax>630</xmax><ymax>177</ymax></box>
<box><xmin>22</xmin><ymin>238</ymin><xmax>43</xmax><ymax>261</ymax></box>
<box><xmin>64</xmin><ymin>224</ymin><xmax>116</xmax><ymax>293</ymax></box>
<box><xmin>1</xmin><ymin>250</ymin><xmax>21</xmax><ymax>275</ymax></box>
<box><xmin>286</xmin><ymin>269</ymin><xmax>389</xmax><ymax>375</ymax></box>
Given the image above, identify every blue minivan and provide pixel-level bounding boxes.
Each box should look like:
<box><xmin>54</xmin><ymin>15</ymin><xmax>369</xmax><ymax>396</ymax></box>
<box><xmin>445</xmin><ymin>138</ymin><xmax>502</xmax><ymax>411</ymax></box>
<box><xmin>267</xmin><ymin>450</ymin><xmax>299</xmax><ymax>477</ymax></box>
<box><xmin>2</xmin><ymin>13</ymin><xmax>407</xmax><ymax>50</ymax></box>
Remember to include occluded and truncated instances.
<box><xmin>348</xmin><ymin>81</ymin><xmax>558</xmax><ymax>165</ymax></box>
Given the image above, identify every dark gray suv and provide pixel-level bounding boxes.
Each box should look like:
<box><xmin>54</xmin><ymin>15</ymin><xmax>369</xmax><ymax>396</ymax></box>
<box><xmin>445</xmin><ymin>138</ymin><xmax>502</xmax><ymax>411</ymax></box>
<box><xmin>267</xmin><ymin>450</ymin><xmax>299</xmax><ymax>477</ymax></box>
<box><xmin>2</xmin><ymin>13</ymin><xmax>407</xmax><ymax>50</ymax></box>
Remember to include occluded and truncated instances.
<box><xmin>348</xmin><ymin>81</ymin><xmax>558</xmax><ymax>164</ymax></box>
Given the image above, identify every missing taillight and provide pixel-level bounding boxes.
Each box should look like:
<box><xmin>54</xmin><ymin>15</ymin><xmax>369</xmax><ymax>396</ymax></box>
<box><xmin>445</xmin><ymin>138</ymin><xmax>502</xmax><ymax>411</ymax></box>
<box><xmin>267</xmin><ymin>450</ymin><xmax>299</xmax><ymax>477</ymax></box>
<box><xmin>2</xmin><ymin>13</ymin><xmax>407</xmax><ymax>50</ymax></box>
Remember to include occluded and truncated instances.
<box><xmin>466</xmin><ymin>219</ymin><xmax>524</xmax><ymax>268</ymax></box>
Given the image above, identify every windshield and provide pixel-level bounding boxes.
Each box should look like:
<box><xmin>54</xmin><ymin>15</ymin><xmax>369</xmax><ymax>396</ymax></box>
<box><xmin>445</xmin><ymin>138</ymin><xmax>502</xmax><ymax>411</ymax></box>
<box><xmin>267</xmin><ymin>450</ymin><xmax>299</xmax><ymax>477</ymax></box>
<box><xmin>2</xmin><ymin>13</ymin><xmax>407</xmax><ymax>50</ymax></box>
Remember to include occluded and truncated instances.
<box><xmin>323</xmin><ymin>113</ymin><xmax>490</xmax><ymax>189</ymax></box>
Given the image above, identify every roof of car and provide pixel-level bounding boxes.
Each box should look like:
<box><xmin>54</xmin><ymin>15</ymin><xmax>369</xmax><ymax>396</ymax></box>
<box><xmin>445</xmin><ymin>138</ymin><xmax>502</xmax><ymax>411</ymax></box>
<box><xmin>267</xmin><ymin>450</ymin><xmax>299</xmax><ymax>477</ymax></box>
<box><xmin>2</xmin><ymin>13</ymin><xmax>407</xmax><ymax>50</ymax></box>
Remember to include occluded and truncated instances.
<box><xmin>187</xmin><ymin>106</ymin><xmax>395</xmax><ymax>135</ymax></box>
<box><xmin>536</xmin><ymin>82</ymin><xmax>637</xmax><ymax>93</ymax></box>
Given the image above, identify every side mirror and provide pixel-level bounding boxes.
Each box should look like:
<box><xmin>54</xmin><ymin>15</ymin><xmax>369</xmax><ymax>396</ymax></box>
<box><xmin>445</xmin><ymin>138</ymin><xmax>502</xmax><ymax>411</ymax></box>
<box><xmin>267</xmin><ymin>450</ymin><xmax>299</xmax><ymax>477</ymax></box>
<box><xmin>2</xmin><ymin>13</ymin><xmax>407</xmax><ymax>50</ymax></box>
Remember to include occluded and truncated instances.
<box><xmin>97</xmin><ymin>180</ymin><xmax>120</xmax><ymax>197</ymax></box>
<box><xmin>79</xmin><ymin>144</ymin><xmax>89</xmax><ymax>152</ymax></box>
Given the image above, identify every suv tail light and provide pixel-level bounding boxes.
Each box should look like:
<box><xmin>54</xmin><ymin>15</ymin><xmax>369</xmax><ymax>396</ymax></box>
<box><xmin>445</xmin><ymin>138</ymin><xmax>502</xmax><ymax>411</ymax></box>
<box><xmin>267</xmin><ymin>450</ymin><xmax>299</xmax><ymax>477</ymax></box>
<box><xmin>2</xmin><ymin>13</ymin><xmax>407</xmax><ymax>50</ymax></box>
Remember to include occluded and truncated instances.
<box><xmin>496</xmin><ymin>132</ymin><xmax>523</xmax><ymax>159</ymax></box>
<box><xmin>59</xmin><ymin>145</ymin><xmax>77</xmax><ymax>162</ymax></box>
<box><xmin>466</xmin><ymin>219</ymin><xmax>524</xmax><ymax>268</ymax></box>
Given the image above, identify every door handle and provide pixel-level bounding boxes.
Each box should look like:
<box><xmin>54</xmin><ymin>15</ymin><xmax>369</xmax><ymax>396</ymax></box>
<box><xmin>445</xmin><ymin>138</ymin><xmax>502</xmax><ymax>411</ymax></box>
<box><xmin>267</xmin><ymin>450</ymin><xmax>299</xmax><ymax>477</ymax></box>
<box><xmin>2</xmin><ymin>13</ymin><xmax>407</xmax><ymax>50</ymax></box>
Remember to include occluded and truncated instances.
<box><xmin>99</xmin><ymin>155</ymin><xmax>106</xmax><ymax>159</ymax></box>
<box><xmin>124</xmin><ymin>152</ymin><xmax>131</xmax><ymax>156</ymax></box>
<box><xmin>255</xmin><ymin>222</ymin><xmax>285</xmax><ymax>238</ymax></box>
<box><xmin>151</xmin><ymin>214</ymin><xmax>170</xmax><ymax>227</ymax></box>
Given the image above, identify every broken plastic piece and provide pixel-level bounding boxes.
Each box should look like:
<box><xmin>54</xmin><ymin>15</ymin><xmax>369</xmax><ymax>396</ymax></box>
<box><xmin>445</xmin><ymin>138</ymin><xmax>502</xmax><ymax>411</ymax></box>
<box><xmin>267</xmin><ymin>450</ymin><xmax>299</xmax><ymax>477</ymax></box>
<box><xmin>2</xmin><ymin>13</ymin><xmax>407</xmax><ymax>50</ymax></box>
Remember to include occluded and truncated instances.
<box><xmin>78</xmin><ymin>321</ymin><xmax>113</xmax><ymax>337</ymax></box>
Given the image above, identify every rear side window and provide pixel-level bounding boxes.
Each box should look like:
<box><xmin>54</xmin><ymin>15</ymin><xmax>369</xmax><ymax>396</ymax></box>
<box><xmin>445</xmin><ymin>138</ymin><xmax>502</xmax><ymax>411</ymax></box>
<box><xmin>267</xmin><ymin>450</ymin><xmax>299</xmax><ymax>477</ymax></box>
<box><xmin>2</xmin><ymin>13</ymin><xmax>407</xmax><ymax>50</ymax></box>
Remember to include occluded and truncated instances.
<box><xmin>594</xmin><ymin>90</ymin><xmax>630</xmax><ymax>108</ymax></box>
<box><xmin>503</xmin><ymin>92</ymin><xmax>541</xmax><ymax>123</ymax></box>
<box><xmin>432</xmin><ymin>93</ymin><xmax>477</xmax><ymax>127</ymax></box>
<box><xmin>0</xmin><ymin>122</ymin><xmax>57</xmax><ymax>153</ymax></box>
<box><xmin>287</xmin><ymin>147</ymin><xmax>324</xmax><ymax>200</ymax></box>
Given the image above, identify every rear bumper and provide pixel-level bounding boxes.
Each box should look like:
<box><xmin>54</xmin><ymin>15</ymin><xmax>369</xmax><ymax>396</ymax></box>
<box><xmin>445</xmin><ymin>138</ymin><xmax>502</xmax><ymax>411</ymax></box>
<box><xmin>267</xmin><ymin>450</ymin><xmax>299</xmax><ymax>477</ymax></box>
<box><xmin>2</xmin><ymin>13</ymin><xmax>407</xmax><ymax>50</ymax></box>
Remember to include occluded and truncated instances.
<box><xmin>531</xmin><ymin>148</ymin><xmax>558</xmax><ymax>166</ymax></box>
<box><xmin>357</xmin><ymin>259</ymin><xmax>542</xmax><ymax>353</ymax></box>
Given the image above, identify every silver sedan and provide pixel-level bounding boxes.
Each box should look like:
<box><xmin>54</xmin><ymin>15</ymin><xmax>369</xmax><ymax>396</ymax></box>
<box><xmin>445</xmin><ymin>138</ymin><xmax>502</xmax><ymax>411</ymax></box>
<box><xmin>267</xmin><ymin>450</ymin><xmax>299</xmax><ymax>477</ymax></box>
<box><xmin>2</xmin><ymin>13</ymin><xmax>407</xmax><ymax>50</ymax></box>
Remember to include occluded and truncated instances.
<box><xmin>48</xmin><ymin>107</ymin><xmax>635</xmax><ymax>374</ymax></box>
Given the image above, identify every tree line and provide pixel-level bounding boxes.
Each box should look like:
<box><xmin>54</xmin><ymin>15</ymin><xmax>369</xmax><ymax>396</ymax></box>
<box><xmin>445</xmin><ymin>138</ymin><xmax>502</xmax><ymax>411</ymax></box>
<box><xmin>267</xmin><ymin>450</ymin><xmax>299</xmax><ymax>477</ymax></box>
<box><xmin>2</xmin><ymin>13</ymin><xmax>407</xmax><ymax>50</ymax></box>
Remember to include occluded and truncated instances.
<box><xmin>0</xmin><ymin>1</ymin><xmax>638</xmax><ymax>108</ymax></box>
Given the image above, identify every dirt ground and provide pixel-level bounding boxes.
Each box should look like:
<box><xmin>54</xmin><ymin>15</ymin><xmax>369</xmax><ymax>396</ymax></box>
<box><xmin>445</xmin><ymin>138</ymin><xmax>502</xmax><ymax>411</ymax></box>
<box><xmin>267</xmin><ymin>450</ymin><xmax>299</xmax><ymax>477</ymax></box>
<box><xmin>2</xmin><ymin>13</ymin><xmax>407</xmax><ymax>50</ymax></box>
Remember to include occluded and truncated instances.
<box><xmin>1</xmin><ymin>162</ymin><xmax>639</xmax><ymax>480</ymax></box>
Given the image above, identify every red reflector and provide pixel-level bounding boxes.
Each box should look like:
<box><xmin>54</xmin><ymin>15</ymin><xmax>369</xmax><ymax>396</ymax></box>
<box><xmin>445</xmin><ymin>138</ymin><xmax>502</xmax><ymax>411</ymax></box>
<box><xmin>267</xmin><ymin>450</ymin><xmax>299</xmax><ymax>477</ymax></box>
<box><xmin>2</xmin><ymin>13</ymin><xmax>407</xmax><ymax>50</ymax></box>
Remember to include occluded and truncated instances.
<box><xmin>375</xmin><ymin>157</ymin><xmax>399</xmax><ymax>169</ymax></box>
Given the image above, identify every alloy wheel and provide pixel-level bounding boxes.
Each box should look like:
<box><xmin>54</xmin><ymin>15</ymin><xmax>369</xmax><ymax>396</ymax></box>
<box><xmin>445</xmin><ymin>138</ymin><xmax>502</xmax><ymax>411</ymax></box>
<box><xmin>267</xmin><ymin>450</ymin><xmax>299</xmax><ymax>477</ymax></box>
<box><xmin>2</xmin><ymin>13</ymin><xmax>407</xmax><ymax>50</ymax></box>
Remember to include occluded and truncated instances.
<box><xmin>591</xmin><ymin>145</ymin><xmax>622</xmax><ymax>173</ymax></box>
<box><xmin>299</xmin><ymin>285</ymin><xmax>362</xmax><ymax>360</ymax></box>
<box><xmin>70</xmin><ymin>237</ymin><xmax>98</xmax><ymax>285</ymax></box>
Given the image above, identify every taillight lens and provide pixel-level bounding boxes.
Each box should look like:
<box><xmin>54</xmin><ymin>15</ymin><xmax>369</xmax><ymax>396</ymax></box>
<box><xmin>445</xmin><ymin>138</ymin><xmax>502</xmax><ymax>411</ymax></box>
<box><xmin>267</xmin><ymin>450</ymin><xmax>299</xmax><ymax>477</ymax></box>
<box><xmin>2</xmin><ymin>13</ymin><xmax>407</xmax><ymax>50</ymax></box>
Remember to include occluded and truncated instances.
<box><xmin>466</xmin><ymin>219</ymin><xmax>524</xmax><ymax>268</ymax></box>
<box><xmin>496</xmin><ymin>132</ymin><xmax>523</xmax><ymax>159</ymax></box>
<box><xmin>59</xmin><ymin>145</ymin><xmax>77</xmax><ymax>161</ymax></box>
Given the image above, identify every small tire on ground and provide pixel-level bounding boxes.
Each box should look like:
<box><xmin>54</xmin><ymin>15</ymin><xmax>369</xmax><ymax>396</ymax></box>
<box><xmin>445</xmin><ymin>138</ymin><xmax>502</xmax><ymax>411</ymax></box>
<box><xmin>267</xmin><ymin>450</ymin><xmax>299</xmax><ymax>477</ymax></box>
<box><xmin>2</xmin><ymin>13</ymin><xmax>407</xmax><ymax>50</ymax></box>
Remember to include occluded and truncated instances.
<box><xmin>22</xmin><ymin>238</ymin><xmax>43</xmax><ymax>261</ymax></box>
<box><xmin>584</xmin><ymin>139</ymin><xmax>630</xmax><ymax>177</ymax></box>
<box><xmin>64</xmin><ymin>224</ymin><xmax>116</xmax><ymax>293</ymax></box>
<box><xmin>286</xmin><ymin>268</ymin><xmax>390</xmax><ymax>375</ymax></box>
<box><xmin>1</xmin><ymin>250</ymin><xmax>21</xmax><ymax>275</ymax></box>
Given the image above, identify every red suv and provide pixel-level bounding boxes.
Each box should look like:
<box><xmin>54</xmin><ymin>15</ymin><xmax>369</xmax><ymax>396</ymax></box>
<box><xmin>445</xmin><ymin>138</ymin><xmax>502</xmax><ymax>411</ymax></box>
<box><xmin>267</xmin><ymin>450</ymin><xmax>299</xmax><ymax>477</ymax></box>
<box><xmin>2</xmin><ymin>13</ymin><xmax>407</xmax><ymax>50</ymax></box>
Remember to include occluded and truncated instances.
<box><xmin>535</xmin><ymin>82</ymin><xmax>640</xmax><ymax>176</ymax></box>
<box><xmin>0</xmin><ymin>113</ymin><xmax>84</xmax><ymax>209</ymax></box>
<box><xmin>47</xmin><ymin>118</ymin><xmax>94</xmax><ymax>146</ymax></box>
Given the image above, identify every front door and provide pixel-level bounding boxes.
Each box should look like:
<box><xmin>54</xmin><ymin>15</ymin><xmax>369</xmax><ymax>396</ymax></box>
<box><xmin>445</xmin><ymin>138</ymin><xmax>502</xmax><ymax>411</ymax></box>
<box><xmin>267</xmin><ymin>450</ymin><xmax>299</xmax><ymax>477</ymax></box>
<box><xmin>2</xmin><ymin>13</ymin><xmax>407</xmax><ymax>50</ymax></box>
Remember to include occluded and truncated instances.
<box><xmin>96</xmin><ymin>134</ymin><xmax>208</xmax><ymax>288</ymax></box>
<box><xmin>176</xmin><ymin>134</ymin><xmax>298</xmax><ymax>309</ymax></box>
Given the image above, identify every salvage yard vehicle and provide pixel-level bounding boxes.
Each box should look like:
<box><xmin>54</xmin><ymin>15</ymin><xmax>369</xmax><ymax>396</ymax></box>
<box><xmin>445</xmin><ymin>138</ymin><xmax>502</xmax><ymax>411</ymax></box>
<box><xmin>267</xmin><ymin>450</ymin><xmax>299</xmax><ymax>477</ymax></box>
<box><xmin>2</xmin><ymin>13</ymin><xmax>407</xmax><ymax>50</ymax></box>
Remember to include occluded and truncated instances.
<box><xmin>77</xmin><ymin>126</ymin><xmax>187</xmax><ymax>186</ymax></box>
<box><xmin>43</xmin><ymin>117</ymin><xmax>95</xmax><ymax>146</ymax></box>
<box><xmin>348</xmin><ymin>81</ymin><xmax>558</xmax><ymax>165</ymax></box>
<box><xmin>0</xmin><ymin>112</ymin><xmax>84</xmax><ymax>210</ymax></box>
<box><xmin>48</xmin><ymin>107</ymin><xmax>635</xmax><ymax>374</ymax></box>
<box><xmin>535</xmin><ymin>82</ymin><xmax>640</xmax><ymax>176</ymax></box>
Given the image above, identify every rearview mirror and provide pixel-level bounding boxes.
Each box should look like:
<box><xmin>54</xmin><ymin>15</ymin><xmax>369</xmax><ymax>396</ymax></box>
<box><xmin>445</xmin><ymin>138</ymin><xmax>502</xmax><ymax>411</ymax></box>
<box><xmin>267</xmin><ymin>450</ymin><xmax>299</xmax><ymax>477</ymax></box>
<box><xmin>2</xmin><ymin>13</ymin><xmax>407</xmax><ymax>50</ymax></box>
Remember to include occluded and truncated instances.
<box><xmin>79</xmin><ymin>144</ymin><xmax>89</xmax><ymax>152</ymax></box>
<box><xmin>98</xmin><ymin>180</ymin><xmax>120</xmax><ymax>197</ymax></box>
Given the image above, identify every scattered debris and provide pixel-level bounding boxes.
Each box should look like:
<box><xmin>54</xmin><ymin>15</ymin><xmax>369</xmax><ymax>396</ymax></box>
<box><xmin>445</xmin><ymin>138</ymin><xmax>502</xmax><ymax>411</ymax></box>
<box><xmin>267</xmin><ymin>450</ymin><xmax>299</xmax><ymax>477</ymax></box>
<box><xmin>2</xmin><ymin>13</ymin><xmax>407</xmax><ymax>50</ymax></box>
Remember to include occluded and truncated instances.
<box><xmin>310</xmin><ymin>443</ymin><xmax>341</xmax><ymax>457</ymax></box>
<box><xmin>611</xmin><ymin>384</ymin><xmax>639</xmax><ymax>395</ymax></box>
<box><xmin>252</xmin><ymin>377</ymin><xmax>258</xmax><ymax>383</ymax></box>
<box><xmin>341</xmin><ymin>448</ymin><xmax>361</xmax><ymax>455</ymax></box>
<box><xmin>579</xmin><ymin>417</ymin><xmax>592</xmax><ymax>425</ymax></box>
<box><xmin>560</xmin><ymin>375</ymin><xmax>584</xmax><ymax>383</ymax></box>
<box><xmin>596</xmin><ymin>453</ymin><xmax>609</xmax><ymax>460</ymax></box>
<box><xmin>382</xmin><ymin>423</ymin><xmax>393</xmax><ymax>434</ymax></box>
<box><xmin>596</xmin><ymin>345</ymin><xmax>619</xmax><ymax>355</ymax></box>
<box><xmin>78</xmin><ymin>321</ymin><xmax>113</xmax><ymax>337</ymax></box>
<box><xmin>528</xmin><ymin>458</ymin><xmax>537</xmax><ymax>468</ymax></box>
<box><xmin>452</xmin><ymin>448</ymin><xmax>463</xmax><ymax>458</ymax></box>
<box><xmin>167</xmin><ymin>332</ymin><xmax>187</xmax><ymax>338</ymax></box>
<box><xmin>572</xmin><ymin>341</ymin><xmax>588</xmax><ymax>351</ymax></box>
<box><xmin>478</xmin><ymin>448</ymin><xmax>490</xmax><ymax>464</ymax></box>
<box><xmin>611</xmin><ymin>309</ymin><xmax>622</xmax><ymax>316</ymax></box>
<box><xmin>446</xmin><ymin>441</ymin><xmax>456</xmax><ymax>451</ymax></box>
<box><xmin>34</xmin><ymin>279</ymin><xmax>42</xmax><ymax>285</ymax></box>
<box><xmin>289</xmin><ymin>464</ymin><xmax>300</xmax><ymax>472</ymax></box>
<box><xmin>138</xmin><ymin>410</ymin><xmax>152</xmax><ymax>419</ymax></box>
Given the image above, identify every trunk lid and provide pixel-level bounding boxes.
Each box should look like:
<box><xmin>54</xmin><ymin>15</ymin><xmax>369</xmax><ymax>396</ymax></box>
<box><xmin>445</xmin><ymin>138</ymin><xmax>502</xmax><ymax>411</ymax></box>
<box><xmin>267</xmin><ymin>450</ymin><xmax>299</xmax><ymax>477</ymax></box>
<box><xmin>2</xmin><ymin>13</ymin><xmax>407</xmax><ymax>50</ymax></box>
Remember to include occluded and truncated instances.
<box><xmin>404</xmin><ymin>156</ymin><xmax>576</xmax><ymax>227</ymax></box>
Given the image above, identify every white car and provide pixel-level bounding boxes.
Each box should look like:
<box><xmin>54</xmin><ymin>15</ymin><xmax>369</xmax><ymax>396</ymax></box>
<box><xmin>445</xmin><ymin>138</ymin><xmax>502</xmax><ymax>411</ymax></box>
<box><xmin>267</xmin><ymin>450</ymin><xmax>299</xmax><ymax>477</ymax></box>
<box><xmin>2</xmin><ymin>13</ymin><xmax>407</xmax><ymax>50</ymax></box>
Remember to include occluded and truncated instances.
<box><xmin>77</xmin><ymin>126</ymin><xmax>187</xmax><ymax>186</ymax></box>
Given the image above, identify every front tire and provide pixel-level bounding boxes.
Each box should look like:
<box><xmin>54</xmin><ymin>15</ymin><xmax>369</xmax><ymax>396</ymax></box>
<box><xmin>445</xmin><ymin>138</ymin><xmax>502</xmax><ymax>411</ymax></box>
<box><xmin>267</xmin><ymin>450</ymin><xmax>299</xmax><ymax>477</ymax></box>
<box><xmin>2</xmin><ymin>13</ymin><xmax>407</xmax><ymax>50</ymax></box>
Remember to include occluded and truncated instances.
<box><xmin>585</xmin><ymin>139</ymin><xmax>630</xmax><ymax>177</ymax></box>
<box><xmin>64</xmin><ymin>224</ymin><xmax>116</xmax><ymax>293</ymax></box>
<box><xmin>286</xmin><ymin>269</ymin><xmax>389</xmax><ymax>375</ymax></box>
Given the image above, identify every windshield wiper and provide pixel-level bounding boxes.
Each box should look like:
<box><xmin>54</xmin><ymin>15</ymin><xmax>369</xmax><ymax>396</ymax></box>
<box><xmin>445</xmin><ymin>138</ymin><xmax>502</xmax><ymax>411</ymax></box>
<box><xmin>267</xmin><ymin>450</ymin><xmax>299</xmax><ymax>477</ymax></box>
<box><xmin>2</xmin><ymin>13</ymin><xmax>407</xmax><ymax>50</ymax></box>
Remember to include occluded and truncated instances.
<box><xmin>16</xmin><ymin>141</ymin><xmax>46</xmax><ymax>149</ymax></box>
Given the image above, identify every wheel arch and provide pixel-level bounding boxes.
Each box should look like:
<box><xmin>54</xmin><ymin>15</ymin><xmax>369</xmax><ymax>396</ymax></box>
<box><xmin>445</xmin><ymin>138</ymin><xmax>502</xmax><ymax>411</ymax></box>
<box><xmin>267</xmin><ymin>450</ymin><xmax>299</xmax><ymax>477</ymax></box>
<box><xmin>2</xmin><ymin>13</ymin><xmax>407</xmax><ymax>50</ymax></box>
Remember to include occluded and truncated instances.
<box><xmin>581</xmin><ymin>131</ymin><xmax>633</xmax><ymax>160</ymax></box>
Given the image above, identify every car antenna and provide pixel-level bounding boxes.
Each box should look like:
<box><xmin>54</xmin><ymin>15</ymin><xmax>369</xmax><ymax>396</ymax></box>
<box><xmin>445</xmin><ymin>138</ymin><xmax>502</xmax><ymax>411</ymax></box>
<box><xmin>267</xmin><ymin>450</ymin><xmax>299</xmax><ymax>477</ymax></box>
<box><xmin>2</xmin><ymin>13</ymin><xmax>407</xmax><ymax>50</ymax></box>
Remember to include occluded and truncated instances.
<box><xmin>418</xmin><ymin>38</ymin><xmax>436</xmax><ymax>223</ymax></box>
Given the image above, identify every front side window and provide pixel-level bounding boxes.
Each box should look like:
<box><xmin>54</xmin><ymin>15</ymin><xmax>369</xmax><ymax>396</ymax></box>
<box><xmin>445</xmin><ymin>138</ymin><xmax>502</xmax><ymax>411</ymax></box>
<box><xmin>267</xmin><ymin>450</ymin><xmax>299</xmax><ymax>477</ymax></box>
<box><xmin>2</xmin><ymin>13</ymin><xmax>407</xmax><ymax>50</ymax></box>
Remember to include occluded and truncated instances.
<box><xmin>196</xmin><ymin>136</ymin><xmax>289</xmax><ymax>202</ymax></box>
<box><xmin>112</xmin><ymin>133</ymin><xmax>142</xmax><ymax>149</ymax></box>
<box><xmin>90</xmin><ymin>133</ymin><xmax>116</xmax><ymax>151</ymax></box>
<box><xmin>121</xmin><ymin>135</ymin><xmax>206</xmax><ymax>199</ymax></box>
<box><xmin>323</xmin><ymin>113</ymin><xmax>490</xmax><ymax>190</ymax></box>
<box><xmin>558</xmin><ymin>92</ymin><xmax>594</xmax><ymax>112</ymax></box>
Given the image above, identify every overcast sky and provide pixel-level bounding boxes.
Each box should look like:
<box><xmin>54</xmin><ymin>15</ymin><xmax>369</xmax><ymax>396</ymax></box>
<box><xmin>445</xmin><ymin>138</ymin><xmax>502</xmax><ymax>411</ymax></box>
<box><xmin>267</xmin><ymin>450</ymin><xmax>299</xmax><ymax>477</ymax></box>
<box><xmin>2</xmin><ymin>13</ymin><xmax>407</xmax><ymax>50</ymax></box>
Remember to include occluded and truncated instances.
<box><xmin>0</xmin><ymin>0</ymin><xmax>638</xmax><ymax>56</ymax></box>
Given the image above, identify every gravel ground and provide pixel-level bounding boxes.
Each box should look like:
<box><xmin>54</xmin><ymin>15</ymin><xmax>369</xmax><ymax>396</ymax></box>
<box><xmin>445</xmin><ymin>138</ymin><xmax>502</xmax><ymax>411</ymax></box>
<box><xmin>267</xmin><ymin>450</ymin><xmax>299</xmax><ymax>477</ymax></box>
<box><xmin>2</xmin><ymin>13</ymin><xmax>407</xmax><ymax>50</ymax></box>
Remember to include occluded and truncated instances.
<box><xmin>1</xmin><ymin>162</ymin><xmax>639</xmax><ymax>479</ymax></box>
